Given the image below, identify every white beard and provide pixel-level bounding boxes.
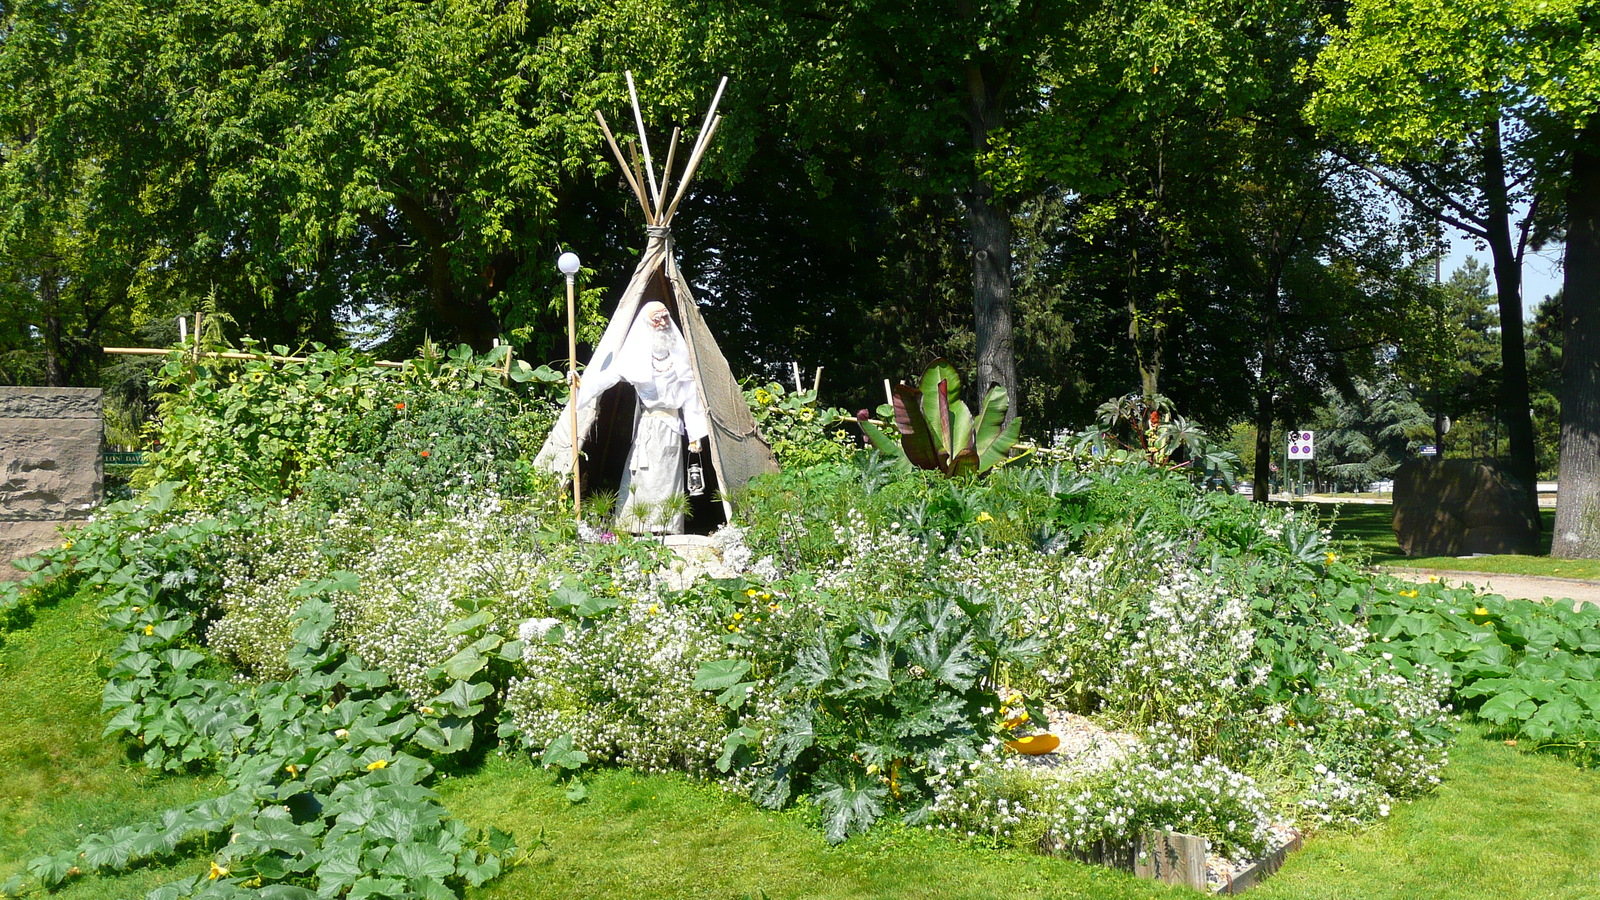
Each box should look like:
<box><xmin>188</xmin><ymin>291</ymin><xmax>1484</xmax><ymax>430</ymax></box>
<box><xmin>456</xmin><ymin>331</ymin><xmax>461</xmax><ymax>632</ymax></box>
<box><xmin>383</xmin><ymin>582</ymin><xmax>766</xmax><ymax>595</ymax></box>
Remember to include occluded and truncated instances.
<box><xmin>651</xmin><ymin>326</ymin><xmax>674</xmax><ymax>361</ymax></box>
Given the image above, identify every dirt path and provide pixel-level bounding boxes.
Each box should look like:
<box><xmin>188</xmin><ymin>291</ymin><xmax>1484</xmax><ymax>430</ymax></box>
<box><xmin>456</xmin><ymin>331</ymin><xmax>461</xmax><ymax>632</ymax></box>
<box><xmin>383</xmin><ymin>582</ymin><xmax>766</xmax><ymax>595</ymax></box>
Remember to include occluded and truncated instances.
<box><xmin>1382</xmin><ymin>566</ymin><xmax>1600</xmax><ymax>609</ymax></box>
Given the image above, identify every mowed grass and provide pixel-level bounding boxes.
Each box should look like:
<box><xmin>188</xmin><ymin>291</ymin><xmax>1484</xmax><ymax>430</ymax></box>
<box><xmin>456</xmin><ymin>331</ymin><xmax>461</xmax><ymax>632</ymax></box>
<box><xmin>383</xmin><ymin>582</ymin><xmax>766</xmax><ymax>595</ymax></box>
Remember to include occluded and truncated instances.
<box><xmin>7</xmin><ymin>589</ymin><xmax>1600</xmax><ymax>900</ymax></box>
<box><xmin>1255</xmin><ymin>722</ymin><xmax>1600</xmax><ymax>900</ymax></box>
<box><xmin>0</xmin><ymin>587</ymin><xmax>217</xmax><ymax>898</ymax></box>
<box><xmin>1311</xmin><ymin>503</ymin><xmax>1600</xmax><ymax>581</ymax></box>
<box><xmin>438</xmin><ymin>759</ymin><xmax>1175</xmax><ymax>900</ymax></box>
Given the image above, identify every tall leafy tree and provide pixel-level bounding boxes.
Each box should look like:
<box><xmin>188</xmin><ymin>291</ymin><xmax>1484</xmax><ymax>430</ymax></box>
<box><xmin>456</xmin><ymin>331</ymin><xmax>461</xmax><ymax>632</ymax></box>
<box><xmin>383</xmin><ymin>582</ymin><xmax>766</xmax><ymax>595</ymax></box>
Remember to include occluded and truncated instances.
<box><xmin>0</xmin><ymin>0</ymin><xmax>726</xmax><ymax>367</ymax></box>
<box><xmin>1309</xmin><ymin>0</ymin><xmax>1600</xmax><ymax>555</ymax></box>
<box><xmin>1395</xmin><ymin>261</ymin><xmax>1503</xmax><ymax>452</ymax></box>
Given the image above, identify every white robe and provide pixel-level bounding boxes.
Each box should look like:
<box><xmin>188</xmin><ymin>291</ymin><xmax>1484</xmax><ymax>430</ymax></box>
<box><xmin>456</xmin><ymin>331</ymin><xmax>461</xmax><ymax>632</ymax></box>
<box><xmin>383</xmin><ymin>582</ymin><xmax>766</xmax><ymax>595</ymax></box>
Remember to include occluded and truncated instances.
<box><xmin>616</xmin><ymin>365</ymin><xmax>708</xmax><ymax>533</ymax></box>
<box><xmin>579</xmin><ymin>304</ymin><xmax>709</xmax><ymax>534</ymax></box>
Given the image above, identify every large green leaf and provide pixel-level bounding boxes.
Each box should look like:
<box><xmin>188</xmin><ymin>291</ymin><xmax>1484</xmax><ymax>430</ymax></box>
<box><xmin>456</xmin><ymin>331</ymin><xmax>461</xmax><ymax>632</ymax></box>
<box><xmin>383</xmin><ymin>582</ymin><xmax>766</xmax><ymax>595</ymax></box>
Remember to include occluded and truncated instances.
<box><xmin>858</xmin><ymin>420</ymin><xmax>903</xmax><ymax>458</ymax></box>
<box><xmin>440</xmin><ymin>645</ymin><xmax>486</xmax><ymax>681</ymax></box>
<box><xmin>1521</xmin><ymin>695</ymin><xmax>1584</xmax><ymax>741</ymax></box>
<box><xmin>947</xmin><ymin>398</ymin><xmax>975</xmax><ymax>463</ymax></box>
<box><xmin>974</xmin><ymin>384</ymin><xmax>1021</xmax><ymax>470</ymax></box>
<box><xmin>384</xmin><ymin>842</ymin><xmax>456</xmax><ymax>881</ymax></box>
<box><xmin>814</xmin><ymin>776</ymin><xmax>888</xmax><ymax>844</ymax></box>
<box><xmin>891</xmin><ymin>384</ymin><xmax>943</xmax><ymax>471</ymax></box>
<box><xmin>916</xmin><ymin>359</ymin><xmax>954</xmax><ymax>442</ymax></box>
<box><xmin>1478</xmin><ymin>689</ymin><xmax>1536</xmax><ymax>725</ymax></box>
<box><xmin>540</xmin><ymin>734</ymin><xmax>589</xmax><ymax>771</ymax></box>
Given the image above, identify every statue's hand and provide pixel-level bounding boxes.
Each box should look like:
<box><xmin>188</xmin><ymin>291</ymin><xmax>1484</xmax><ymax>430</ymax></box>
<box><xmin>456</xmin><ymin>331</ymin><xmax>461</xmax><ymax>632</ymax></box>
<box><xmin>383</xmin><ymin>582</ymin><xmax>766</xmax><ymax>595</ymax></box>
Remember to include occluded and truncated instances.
<box><xmin>689</xmin><ymin>439</ymin><xmax>701</xmax><ymax>453</ymax></box>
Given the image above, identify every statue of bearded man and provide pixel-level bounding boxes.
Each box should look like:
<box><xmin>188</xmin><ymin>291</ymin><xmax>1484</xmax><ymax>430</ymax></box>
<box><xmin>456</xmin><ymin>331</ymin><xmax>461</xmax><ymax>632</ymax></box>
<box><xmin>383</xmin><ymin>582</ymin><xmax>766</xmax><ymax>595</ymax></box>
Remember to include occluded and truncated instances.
<box><xmin>578</xmin><ymin>301</ymin><xmax>709</xmax><ymax>534</ymax></box>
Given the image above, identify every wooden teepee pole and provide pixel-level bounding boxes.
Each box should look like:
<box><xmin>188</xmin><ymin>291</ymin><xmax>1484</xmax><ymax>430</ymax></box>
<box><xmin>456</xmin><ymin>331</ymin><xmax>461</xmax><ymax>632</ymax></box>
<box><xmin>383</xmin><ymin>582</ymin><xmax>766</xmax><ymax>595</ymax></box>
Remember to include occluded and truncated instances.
<box><xmin>661</xmin><ymin>76</ymin><xmax>728</xmax><ymax>224</ymax></box>
<box><xmin>625</xmin><ymin>71</ymin><xmax>662</xmax><ymax>214</ymax></box>
<box><xmin>662</xmin><ymin>114</ymin><xmax>721</xmax><ymax>225</ymax></box>
<box><xmin>595</xmin><ymin>110</ymin><xmax>654</xmax><ymax>223</ymax></box>
<box><xmin>655</xmin><ymin>127</ymin><xmax>681</xmax><ymax>221</ymax></box>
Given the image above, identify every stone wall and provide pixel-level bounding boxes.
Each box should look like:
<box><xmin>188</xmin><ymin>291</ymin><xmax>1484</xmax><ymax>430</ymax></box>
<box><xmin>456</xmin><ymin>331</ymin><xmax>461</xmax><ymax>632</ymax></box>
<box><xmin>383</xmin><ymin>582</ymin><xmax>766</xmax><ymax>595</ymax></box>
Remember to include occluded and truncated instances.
<box><xmin>1</xmin><ymin>388</ymin><xmax>103</xmax><ymax>580</ymax></box>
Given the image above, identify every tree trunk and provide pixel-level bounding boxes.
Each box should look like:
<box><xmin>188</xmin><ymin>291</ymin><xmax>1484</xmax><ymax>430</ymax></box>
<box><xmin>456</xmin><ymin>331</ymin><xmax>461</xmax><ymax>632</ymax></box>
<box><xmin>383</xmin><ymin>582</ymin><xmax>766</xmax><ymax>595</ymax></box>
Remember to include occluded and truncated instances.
<box><xmin>1252</xmin><ymin>274</ymin><xmax>1282</xmax><ymax>504</ymax></box>
<box><xmin>391</xmin><ymin>193</ymin><xmax>499</xmax><ymax>351</ymax></box>
<box><xmin>1480</xmin><ymin>120</ymin><xmax>1541</xmax><ymax>544</ymax></box>
<box><xmin>1129</xmin><ymin>245</ymin><xmax>1165</xmax><ymax>401</ymax></box>
<box><xmin>963</xmin><ymin>61</ymin><xmax>1019</xmax><ymax>422</ymax></box>
<box><xmin>1253</xmin><ymin>384</ymin><xmax>1275</xmax><ymax>504</ymax></box>
<box><xmin>1553</xmin><ymin>118</ymin><xmax>1600</xmax><ymax>558</ymax></box>
<box><xmin>41</xmin><ymin>264</ymin><xmax>65</xmax><ymax>387</ymax></box>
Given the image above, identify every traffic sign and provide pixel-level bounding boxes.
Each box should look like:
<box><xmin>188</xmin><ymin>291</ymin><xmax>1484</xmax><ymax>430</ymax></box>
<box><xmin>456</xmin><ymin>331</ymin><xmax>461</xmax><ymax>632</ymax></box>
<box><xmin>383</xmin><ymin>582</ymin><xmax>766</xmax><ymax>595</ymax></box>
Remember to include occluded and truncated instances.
<box><xmin>1287</xmin><ymin>431</ymin><xmax>1315</xmax><ymax>460</ymax></box>
<box><xmin>1420</xmin><ymin>445</ymin><xmax>1438</xmax><ymax>456</ymax></box>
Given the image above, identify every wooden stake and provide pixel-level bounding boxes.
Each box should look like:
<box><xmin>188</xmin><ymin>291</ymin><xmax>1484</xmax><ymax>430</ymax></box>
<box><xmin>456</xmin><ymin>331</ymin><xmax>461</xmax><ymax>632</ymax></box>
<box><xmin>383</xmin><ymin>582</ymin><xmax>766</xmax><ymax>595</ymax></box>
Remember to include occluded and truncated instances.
<box><xmin>625</xmin><ymin>71</ymin><xmax>662</xmax><ymax>213</ymax></box>
<box><xmin>813</xmin><ymin>366</ymin><xmax>823</xmax><ymax>395</ymax></box>
<box><xmin>177</xmin><ymin>315</ymin><xmax>187</xmax><ymax>346</ymax></box>
<box><xmin>656</xmin><ymin>127</ymin><xmax>681</xmax><ymax>220</ymax></box>
<box><xmin>566</xmin><ymin>273</ymin><xmax>582</xmax><ymax>522</ymax></box>
<box><xmin>595</xmin><ymin>110</ymin><xmax>653</xmax><ymax>222</ymax></box>
<box><xmin>791</xmin><ymin>361</ymin><xmax>803</xmax><ymax>393</ymax></box>
<box><xmin>884</xmin><ymin>379</ymin><xmax>894</xmax><ymax>408</ymax></box>
<box><xmin>662</xmin><ymin>114</ymin><xmax>722</xmax><ymax>225</ymax></box>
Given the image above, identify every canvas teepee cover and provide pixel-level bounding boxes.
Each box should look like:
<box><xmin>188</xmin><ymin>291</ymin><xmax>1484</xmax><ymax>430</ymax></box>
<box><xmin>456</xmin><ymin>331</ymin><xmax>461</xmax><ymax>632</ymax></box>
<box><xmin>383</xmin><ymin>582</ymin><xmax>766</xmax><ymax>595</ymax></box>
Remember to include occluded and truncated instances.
<box><xmin>534</xmin><ymin>76</ymin><xmax>777</xmax><ymax>526</ymax></box>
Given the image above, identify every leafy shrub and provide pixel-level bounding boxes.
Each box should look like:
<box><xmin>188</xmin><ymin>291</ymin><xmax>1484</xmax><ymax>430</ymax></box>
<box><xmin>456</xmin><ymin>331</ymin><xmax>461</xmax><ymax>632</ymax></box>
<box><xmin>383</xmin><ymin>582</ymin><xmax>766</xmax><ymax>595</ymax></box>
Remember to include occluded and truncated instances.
<box><xmin>299</xmin><ymin>389</ymin><xmax>557</xmax><ymax>520</ymax></box>
<box><xmin>751</xmin><ymin>586</ymin><xmax>1040</xmax><ymax>842</ymax></box>
<box><xmin>139</xmin><ymin>342</ymin><xmax>558</xmax><ymax>505</ymax></box>
<box><xmin>5</xmin><ymin>501</ymin><xmax>518</xmax><ymax>898</ymax></box>
<box><xmin>744</xmin><ymin>382</ymin><xmax>855</xmax><ymax>468</ymax></box>
<box><xmin>1368</xmin><ymin>581</ymin><xmax>1600</xmax><ymax>763</ymax></box>
<box><xmin>729</xmin><ymin>455</ymin><xmax>1461</xmax><ymax>844</ymax></box>
<box><xmin>139</xmin><ymin>344</ymin><xmax>399</xmax><ymax>500</ymax></box>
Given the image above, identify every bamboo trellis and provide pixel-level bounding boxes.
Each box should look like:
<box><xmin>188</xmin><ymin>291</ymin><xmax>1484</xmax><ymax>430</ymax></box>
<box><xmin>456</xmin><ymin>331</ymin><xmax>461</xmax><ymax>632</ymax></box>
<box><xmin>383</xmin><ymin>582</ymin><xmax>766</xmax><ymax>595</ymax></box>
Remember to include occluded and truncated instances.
<box><xmin>104</xmin><ymin>316</ymin><xmax>520</xmax><ymax>378</ymax></box>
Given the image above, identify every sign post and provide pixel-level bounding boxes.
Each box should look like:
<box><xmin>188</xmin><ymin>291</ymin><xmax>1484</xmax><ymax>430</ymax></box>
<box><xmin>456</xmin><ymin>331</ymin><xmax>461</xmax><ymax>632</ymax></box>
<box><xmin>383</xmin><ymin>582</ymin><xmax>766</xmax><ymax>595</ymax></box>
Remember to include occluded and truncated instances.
<box><xmin>1287</xmin><ymin>431</ymin><xmax>1315</xmax><ymax>496</ymax></box>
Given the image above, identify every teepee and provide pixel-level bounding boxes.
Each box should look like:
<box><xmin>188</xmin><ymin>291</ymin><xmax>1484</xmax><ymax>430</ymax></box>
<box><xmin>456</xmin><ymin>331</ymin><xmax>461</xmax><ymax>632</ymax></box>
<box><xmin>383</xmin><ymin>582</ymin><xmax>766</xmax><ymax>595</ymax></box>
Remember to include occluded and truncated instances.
<box><xmin>535</xmin><ymin>74</ymin><xmax>778</xmax><ymax>531</ymax></box>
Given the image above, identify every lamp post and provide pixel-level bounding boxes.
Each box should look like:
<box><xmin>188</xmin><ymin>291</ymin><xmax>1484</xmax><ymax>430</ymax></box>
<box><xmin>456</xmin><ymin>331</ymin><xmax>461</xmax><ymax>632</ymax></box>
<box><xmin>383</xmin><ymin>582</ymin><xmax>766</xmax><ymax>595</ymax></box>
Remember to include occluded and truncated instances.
<box><xmin>558</xmin><ymin>251</ymin><xmax>582</xmax><ymax>521</ymax></box>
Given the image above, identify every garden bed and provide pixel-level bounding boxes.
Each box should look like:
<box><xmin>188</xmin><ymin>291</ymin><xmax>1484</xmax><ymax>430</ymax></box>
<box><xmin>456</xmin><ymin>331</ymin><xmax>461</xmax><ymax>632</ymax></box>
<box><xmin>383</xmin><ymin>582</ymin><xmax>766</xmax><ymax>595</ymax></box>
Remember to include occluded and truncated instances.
<box><xmin>7</xmin><ymin>347</ymin><xmax>1600</xmax><ymax>900</ymax></box>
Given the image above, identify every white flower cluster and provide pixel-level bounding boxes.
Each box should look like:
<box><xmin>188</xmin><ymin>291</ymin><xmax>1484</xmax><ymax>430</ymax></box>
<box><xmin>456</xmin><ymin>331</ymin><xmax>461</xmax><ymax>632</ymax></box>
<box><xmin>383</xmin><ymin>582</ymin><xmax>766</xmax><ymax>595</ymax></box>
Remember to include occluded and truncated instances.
<box><xmin>207</xmin><ymin>503</ymin><xmax>336</xmax><ymax>678</ymax></box>
<box><xmin>925</xmin><ymin>736</ymin><xmax>1125</xmax><ymax>845</ymax></box>
<box><xmin>710</xmin><ymin>525</ymin><xmax>782</xmax><ymax>583</ymax></box>
<box><xmin>953</xmin><ymin>542</ymin><xmax>1258</xmax><ymax>736</ymax></box>
<box><xmin>818</xmin><ymin>509</ymin><xmax>940</xmax><ymax>602</ymax></box>
<box><xmin>1296</xmin><ymin>658</ymin><xmax>1456</xmax><ymax>827</ymax></box>
<box><xmin>926</xmin><ymin>733</ymin><xmax>1275</xmax><ymax>864</ymax></box>
<box><xmin>1041</xmin><ymin>748</ymin><xmax>1275</xmax><ymax>865</ymax></box>
<box><xmin>507</xmin><ymin>595</ymin><xmax>731</xmax><ymax>776</ymax></box>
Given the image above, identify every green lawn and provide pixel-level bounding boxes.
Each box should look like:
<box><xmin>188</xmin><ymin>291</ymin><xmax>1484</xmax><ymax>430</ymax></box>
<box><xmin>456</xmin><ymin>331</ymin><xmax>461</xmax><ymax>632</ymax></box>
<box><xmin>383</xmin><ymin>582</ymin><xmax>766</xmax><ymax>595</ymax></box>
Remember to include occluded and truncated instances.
<box><xmin>0</xmin><ymin>588</ymin><xmax>218</xmax><ymax>899</ymax></box>
<box><xmin>7</xmin><ymin>590</ymin><xmax>1600</xmax><ymax>900</ymax></box>
<box><xmin>1309</xmin><ymin>503</ymin><xmax>1600</xmax><ymax>581</ymax></box>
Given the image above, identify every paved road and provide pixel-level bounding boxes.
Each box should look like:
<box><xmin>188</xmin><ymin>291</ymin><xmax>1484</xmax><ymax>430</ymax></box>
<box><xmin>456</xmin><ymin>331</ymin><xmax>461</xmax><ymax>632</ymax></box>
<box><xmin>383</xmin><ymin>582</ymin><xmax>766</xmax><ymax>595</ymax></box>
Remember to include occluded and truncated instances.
<box><xmin>1382</xmin><ymin>566</ymin><xmax>1600</xmax><ymax>609</ymax></box>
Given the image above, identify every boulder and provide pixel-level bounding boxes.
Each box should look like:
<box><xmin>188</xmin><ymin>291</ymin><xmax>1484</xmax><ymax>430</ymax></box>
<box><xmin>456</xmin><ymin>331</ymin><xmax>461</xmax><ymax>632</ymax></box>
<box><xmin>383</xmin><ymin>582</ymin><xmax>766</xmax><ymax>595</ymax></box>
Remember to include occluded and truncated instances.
<box><xmin>1392</xmin><ymin>458</ymin><xmax>1540</xmax><ymax>557</ymax></box>
<box><xmin>1</xmin><ymin>387</ymin><xmax>103</xmax><ymax>580</ymax></box>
